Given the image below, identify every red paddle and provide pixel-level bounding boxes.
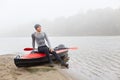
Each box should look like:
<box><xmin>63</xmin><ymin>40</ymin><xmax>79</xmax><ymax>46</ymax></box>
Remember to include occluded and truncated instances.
<box><xmin>24</xmin><ymin>47</ymin><xmax>78</xmax><ymax>51</ymax></box>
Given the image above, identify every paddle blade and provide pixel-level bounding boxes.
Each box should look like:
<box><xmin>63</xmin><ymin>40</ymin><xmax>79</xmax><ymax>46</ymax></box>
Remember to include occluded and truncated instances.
<box><xmin>68</xmin><ymin>47</ymin><xmax>78</xmax><ymax>50</ymax></box>
<box><xmin>24</xmin><ymin>48</ymin><xmax>34</xmax><ymax>51</ymax></box>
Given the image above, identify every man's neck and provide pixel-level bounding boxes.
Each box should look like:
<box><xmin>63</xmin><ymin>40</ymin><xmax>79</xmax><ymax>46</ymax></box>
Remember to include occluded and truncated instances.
<box><xmin>36</xmin><ymin>31</ymin><xmax>41</xmax><ymax>33</ymax></box>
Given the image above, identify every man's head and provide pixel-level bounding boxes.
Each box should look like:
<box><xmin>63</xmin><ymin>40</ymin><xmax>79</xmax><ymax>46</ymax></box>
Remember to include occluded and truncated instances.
<box><xmin>34</xmin><ymin>24</ymin><xmax>41</xmax><ymax>32</ymax></box>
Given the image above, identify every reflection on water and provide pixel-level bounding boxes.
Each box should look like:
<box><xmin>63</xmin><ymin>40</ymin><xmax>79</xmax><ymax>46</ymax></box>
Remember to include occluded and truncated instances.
<box><xmin>0</xmin><ymin>36</ymin><xmax>120</xmax><ymax>80</ymax></box>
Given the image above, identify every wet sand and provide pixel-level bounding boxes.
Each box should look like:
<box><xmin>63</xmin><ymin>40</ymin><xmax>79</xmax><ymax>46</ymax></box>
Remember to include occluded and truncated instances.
<box><xmin>0</xmin><ymin>54</ymin><xmax>71</xmax><ymax>80</ymax></box>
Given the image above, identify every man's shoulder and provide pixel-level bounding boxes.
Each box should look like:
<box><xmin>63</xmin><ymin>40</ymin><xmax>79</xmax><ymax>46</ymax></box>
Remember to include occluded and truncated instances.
<box><xmin>31</xmin><ymin>32</ymin><xmax>36</xmax><ymax>36</ymax></box>
<box><xmin>31</xmin><ymin>32</ymin><xmax>46</xmax><ymax>35</ymax></box>
<box><xmin>41</xmin><ymin>32</ymin><xmax>46</xmax><ymax>34</ymax></box>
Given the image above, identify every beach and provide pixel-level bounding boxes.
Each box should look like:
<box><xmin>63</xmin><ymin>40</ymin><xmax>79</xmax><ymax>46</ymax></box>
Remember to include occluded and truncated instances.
<box><xmin>0</xmin><ymin>54</ymin><xmax>70</xmax><ymax>80</ymax></box>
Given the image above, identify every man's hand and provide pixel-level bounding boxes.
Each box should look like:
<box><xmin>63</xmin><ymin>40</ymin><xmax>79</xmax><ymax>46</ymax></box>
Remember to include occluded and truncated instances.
<box><xmin>49</xmin><ymin>48</ymin><xmax>54</xmax><ymax>52</ymax></box>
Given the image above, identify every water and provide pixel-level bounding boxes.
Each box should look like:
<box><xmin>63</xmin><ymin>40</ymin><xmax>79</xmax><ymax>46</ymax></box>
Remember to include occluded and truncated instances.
<box><xmin>0</xmin><ymin>36</ymin><xmax>120</xmax><ymax>80</ymax></box>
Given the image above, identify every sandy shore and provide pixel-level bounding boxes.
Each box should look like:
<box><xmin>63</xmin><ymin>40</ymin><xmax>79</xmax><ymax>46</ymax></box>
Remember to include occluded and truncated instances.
<box><xmin>0</xmin><ymin>54</ymin><xmax>70</xmax><ymax>80</ymax></box>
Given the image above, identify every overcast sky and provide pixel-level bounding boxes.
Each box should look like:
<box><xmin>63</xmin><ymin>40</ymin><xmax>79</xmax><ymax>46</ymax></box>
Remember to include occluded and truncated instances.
<box><xmin>0</xmin><ymin>0</ymin><xmax>120</xmax><ymax>20</ymax></box>
<box><xmin>0</xmin><ymin>0</ymin><xmax>120</xmax><ymax>36</ymax></box>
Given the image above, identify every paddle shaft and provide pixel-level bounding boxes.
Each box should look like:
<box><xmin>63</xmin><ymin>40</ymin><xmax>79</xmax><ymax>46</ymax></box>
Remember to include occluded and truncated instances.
<box><xmin>24</xmin><ymin>47</ymin><xmax>78</xmax><ymax>51</ymax></box>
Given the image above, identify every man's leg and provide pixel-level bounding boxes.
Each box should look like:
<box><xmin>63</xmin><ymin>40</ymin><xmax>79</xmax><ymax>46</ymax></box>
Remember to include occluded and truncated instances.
<box><xmin>38</xmin><ymin>46</ymin><xmax>54</xmax><ymax>65</ymax></box>
<box><xmin>43</xmin><ymin>47</ymin><xmax>54</xmax><ymax>64</ymax></box>
<box><xmin>51</xmin><ymin>51</ymin><xmax>66</xmax><ymax>65</ymax></box>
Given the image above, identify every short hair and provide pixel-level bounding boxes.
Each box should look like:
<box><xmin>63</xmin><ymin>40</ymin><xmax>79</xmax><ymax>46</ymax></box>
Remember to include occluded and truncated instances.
<box><xmin>34</xmin><ymin>24</ymin><xmax>41</xmax><ymax>29</ymax></box>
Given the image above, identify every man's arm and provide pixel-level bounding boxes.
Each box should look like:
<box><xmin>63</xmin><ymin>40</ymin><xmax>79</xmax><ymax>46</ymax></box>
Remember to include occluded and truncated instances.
<box><xmin>31</xmin><ymin>33</ymin><xmax>35</xmax><ymax>49</ymax></box>
<box><xmin>44</xmin><ymin>32</ymin><xmax>52</xmax><ymax>48</ymax></box>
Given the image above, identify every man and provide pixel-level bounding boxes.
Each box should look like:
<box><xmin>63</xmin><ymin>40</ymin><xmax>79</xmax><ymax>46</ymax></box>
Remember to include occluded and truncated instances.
<box><xmin>31</xmin><ymin>24</ymin><xmax>68</xmax><ymax>68</ymax></box>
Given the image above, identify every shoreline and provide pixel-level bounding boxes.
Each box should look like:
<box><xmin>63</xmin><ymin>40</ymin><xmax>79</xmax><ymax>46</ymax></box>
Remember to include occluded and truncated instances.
<box><xmin>0</xmin><ymin>54</ymin><xmax>72</xmax><ymax>80</ymax></box>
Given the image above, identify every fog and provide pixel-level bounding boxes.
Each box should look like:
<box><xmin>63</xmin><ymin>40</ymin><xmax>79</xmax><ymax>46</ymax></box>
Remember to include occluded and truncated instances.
<box><xmin>0</xmin><ymin>0</ymin><xmax>120</xmax><ymax>37</ymax></box>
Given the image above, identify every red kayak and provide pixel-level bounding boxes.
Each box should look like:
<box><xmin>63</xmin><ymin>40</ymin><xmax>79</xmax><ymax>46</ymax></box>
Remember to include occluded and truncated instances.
<box><xmin>14</xmin><ymin>45</ymin><xmax>69</xmax><ymax>67</ymax></box>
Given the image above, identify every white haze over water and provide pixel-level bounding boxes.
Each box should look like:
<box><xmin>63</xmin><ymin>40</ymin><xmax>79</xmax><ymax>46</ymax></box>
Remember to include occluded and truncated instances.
<box><xmin>0</xmin><ymin>0</ymin><xmax>120</xmax><ymax>37</ymax></box>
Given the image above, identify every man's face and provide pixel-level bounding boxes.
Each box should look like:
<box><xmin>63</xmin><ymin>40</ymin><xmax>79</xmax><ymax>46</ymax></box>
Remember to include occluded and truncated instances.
<box><xmin>36</xmin><ymin>26</ymin><xmax>41</xmax><ymax>32</ymax></box>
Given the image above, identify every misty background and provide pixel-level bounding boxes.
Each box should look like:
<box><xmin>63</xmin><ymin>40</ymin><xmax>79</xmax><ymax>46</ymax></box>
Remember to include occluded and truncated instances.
<box><xmin>0</xmin><ymin>0</ymin><xmax>120</xmax><ymax>37</ymax></box>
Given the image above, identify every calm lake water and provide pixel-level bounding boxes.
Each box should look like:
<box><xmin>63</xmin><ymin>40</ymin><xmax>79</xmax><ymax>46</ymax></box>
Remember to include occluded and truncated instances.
<box><xmin>0</xmin><ymin>36</ymin><xmax>120</xmax><ymax>80</ymax></box>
